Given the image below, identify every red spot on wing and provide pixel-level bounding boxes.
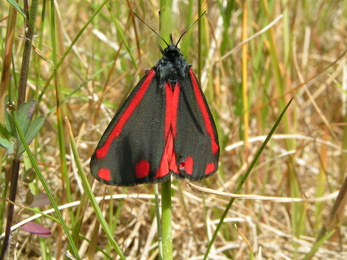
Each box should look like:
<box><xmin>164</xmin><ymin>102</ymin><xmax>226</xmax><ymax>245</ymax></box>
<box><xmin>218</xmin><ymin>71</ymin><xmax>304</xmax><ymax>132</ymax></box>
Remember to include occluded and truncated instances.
<box><xmin>189</xmin><ymin>69</ymin><xmax>219</xmax><ymax>154</ymax></box>
<box><xmin>205</xmin><ymin>163</ymin><xmax>215</xmax><ymax>175</ymax></box>
<box><xmin>98</xmin><ymin>168</ymin><xmax>111</xmax><ymax>181</ymax></box>
<box><xmin>135</xmin><ymin>160</ymin><xmax>151</xmax><ymax>178</ymax></box>
<box><xmin>95</xmin><ymin>70</ymin><xmax>156</xmax><ymax>159</ymax></box>
<box><xmin>179</xmin><ymin>156</ymin><xmax>194</xmax><ymax>175</ymax></box>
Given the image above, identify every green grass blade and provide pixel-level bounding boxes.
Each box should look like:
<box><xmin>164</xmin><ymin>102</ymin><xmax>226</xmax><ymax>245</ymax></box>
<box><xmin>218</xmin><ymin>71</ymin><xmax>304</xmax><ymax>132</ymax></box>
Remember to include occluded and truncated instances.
<box><xmin>65</xmin><ymin>118</ymin><xmax>126</xmax><ymax>260</ymax></box>
<box><xmin>203</xmin><ymin>98</ymin><xmax>293</xmax><ymax>259</ymax></box>
<box><xmin>11</xmin><ymin>110</ymin><xmax>81</xmax><ymax>259</ymax></box>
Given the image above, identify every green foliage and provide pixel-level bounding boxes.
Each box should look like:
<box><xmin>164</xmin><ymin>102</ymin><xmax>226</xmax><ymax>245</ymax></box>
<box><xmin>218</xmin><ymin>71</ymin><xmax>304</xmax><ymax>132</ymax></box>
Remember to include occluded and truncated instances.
<box><xmin>6</xmin><ymin>0</ymin><xmax>26</xmax><ymax>18</ymax></box>
<box><xmin>0</xmin><ymin>100</ymin><xmax>44</xmax><ymax>155</ymax></box>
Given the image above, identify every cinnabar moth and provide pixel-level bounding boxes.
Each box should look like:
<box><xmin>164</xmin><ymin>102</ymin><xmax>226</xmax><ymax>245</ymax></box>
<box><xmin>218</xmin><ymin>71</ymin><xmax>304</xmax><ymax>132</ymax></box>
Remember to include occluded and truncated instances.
<box><xmin>90</xmin><ymin>13</ymin><xmax>219</xmax><ymax>186</ymax></box>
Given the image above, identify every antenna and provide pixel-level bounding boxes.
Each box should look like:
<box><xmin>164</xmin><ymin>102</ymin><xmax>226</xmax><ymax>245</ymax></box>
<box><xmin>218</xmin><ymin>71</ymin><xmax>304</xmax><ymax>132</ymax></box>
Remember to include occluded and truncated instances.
<box><xmin>133</xmin><ymin>12</ymin><xmax>170</xmax><ymax>46</ymax></box>
<box><xmin>133</xmin><ymin>11</ymin><xmax>206</xmax><ymax>47</ymax></box>
<box><xmin>176</xmin><ymin>11</ymin><xmax>206</xmax><ymax>46</ymax></box>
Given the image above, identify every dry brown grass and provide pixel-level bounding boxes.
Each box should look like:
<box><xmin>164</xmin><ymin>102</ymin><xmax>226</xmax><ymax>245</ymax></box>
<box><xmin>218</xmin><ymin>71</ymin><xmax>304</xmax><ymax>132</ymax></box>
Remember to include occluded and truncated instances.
<box><xmin>1</xmin><ymin>0</ymin><xmax>347</xmax><ymax>259</ymax></box>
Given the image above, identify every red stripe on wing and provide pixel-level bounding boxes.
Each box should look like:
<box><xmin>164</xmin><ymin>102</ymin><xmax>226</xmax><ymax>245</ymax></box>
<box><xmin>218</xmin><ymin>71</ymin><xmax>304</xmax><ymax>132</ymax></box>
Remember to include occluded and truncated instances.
<box><xmin>189</xmin><ymin>69</ymin><xmax>219</xmax><ymax>154</ymax></box>
<box><xmin>95</xmin><ymin>70</ymin><xmax>156</xmax><ymax>159</ymax></box>
<box><xmin>155</xmin><ymin>82</ymin><xmax>180</xmax><ymax>178</ymax></box>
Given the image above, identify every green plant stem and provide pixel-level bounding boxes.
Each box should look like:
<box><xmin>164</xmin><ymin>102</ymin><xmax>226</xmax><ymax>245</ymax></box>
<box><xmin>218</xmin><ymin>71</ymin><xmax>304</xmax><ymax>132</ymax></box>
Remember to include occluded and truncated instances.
<box><xmin>0</xmin><ymin>157</ymin><xmax>20</xmax><ymax>260</ymax></box>
<box><xmin>159</xmin><ymin>3</ymin><xmax>173</xmax><ymax>259</ymax></box>
<box><xmin>154</xmin><ymin>184</ymin><xmax>163</xmax><ymax>259</ymax></box>
<box><xmin>18</xmin><ymin>0</ymin><xmax>39</xmax><ymax>106</ymax></box>
<box><xmin>161</xmin><ymin>179</ymin><xmax>173</xmax><ymax>260</ymax></box>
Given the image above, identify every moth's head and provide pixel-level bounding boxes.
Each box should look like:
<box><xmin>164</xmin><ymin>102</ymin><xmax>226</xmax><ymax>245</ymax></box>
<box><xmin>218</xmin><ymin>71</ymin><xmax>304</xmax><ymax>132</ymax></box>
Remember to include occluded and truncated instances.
<box><xmin>161</xmin><ymin>44</ymin><xmax>182</xmax><ymax>60</ymax></box>
<box><xmin>160</xmin><ymin>34</ymin><xmax>181</xmax><ymax>54</ymax></box>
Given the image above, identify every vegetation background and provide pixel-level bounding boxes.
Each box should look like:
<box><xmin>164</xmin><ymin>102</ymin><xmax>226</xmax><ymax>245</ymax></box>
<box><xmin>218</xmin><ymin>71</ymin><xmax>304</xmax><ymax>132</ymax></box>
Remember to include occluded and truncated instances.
<box><xmin>1</xmin><ymin>0</ymin><xmax>347</xmax><ymax>259</ymax></box>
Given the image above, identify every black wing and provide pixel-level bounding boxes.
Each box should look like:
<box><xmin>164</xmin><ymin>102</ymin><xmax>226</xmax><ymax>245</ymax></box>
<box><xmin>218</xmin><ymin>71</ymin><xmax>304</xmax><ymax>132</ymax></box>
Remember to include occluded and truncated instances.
<box><xmin>172</xmin><ymin>68</ymin><xmax>219</xmax><ymax>181</ymax></box>
<box><xmin>90</xmin><ymin>69</ymin><xmax>171</xmax><ymax>186</ymax></box>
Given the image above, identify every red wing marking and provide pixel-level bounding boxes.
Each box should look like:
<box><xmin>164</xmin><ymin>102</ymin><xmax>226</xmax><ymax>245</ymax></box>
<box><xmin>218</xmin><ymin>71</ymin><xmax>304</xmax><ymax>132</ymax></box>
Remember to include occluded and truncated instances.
<box><xmin>155</xmin><ymin>131</ymin><xmax>175</xmax><ymax>178</ymax></box>
<box><xmin>95</xmin><ymin>70</ymin><xmax>156</xmax><ymax>159</ymax></box>
<box><xmin>204</xmin><ymin>162</ymin><xmax>215</xmax><ymax>175</ymax></box>
<box><xmin>154</xmin><ymin>82</ymin><xmax>180</xmax><ymax>178</ymax></box>
<box><xmin>98</xmin><ymin>168</ymin><xmax>111</xmax><ymax>181</ymax></box>
<box><xmin>164</xmin><ymin>82</ymin><xmax>179</xmax><ymax>138</ymax></box>
<box><xmin>189</xmin><ymin>69</ymin><xmax>219</xmax><ymax>154</ymax></box>
<box><xmin>180</xmin><ymin>156</ymin><xmax>194</xmax><ymax>175</ymax></box>
<box><xmin>135</xmin><ymin>160</ymin><xmax>151</xmax><ymax>178</ymax></box>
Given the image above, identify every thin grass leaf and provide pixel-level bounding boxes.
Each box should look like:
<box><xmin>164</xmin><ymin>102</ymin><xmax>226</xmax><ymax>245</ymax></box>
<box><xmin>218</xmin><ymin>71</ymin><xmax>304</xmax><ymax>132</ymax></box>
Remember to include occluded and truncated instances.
<box><xmin>6</xmin><ymin>0</ymin><xmax>26</xmax><ymax>18</ymax></box>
